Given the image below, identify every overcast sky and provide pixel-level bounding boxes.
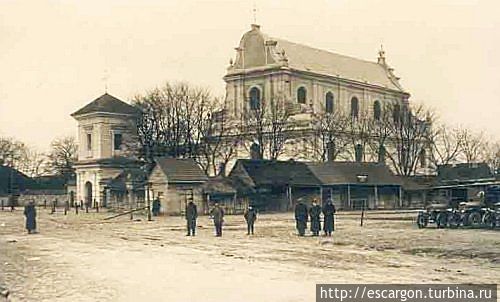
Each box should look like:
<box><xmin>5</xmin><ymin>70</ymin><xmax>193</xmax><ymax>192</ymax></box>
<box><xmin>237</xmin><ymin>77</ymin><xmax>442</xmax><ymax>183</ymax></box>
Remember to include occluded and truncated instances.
<box><xmin>1</xmin><ymin>0</ymin><xmax>499</xmax><ymax>151</ymax></box>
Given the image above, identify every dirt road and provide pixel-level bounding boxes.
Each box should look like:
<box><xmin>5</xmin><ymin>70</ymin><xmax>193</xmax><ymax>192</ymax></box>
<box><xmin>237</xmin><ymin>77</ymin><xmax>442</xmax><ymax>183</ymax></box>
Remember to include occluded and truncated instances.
<box><xmin>1</xmin><ymin>209</ymin><xmax>499</xmax><ymax>301</ymax></box>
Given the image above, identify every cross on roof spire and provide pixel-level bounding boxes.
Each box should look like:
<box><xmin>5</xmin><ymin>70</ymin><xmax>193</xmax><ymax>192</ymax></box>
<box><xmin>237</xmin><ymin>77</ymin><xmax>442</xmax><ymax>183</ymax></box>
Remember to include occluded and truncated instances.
<box><xmin>102</xmin><ymin>69</ymin><xmax>110</xmax><ymax>93</ymax></box>
<box><xmin>377</xmin><ymin>44</ymin><xmax>386</xmax><ymax>65</ymax></box>
<box><xmin>252</xmin><ymin>2</ymin><xmax>257</xmax><ymax>24</ymax></box>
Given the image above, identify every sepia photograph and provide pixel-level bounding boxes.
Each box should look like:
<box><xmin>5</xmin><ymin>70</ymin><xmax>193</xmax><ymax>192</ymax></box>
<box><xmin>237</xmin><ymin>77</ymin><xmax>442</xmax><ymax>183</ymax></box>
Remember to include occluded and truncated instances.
<box><xmin>0</xmin><ymin>1</ymin><xmax>499</xmax><ymax>301</ymax></box>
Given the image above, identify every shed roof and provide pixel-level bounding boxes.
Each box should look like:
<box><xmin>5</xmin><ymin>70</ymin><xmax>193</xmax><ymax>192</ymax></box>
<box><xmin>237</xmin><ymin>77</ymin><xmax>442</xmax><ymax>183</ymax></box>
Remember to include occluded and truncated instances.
<box><xmin>202</xmin><ymin>176</ymin><xmax>238</xmax><ymax>195</ymax></box>
<box><xmin>229</xmin><ymin>159</ymin><xmax>320</xmax><ymax>187</ymax></box>
<box><xmin>305</xmin><ymin>161</ymin><xmax>403</xmax><ymax>186</ymax></box>
<box><xmin>436</xmin><ymin>163</ymin><xmax>493</xmax><ymax>183</ymax></box>
<box><xmin>154</xmin><ymin>158</ymin><xmax>208</xmax><ymax>183</ymax></box>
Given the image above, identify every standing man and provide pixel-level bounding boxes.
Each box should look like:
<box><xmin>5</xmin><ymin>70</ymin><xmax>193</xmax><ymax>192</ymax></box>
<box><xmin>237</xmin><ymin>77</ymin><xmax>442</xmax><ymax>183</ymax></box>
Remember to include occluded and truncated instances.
<box><xmin>24</xmin><ymin>200</ymin><xmax>37</xmax><ymax>234</ymax></box>
<box><xmin>185</xmin><ymin>201</ymin><xmax>198</xmax><ymax>236</ymax></box>
<box><xmin>243</xmin><ymin>205</ymin><xmax>257</xmax><ymax>235</ymax></box>
<box><xmin>294</xmin><ymin>199</ymin><xmax>308</xmax><ymax>236</ymax></box>
<box><xmin>309</xmin><ymin>199</ymin><xmax>322</xmax><ymax>236</ymax></box>
<box><xmin>210</xmin><ymin>203</ymin><xmax>224</xmax><ymax>237</ymax></box>
<box><xmin>152</xmin><ymin>198</ymin><xmax>161</xmax><ymax>217</ymax></box>
<box><xmin>322</xmin><ymin>198</ymin><xmax>336</xmax><ymax>236</ymax></box>
<box><xmin>51</xmin><ymin>199</ymin><xmax>56</xmax><ymax>214</ymax></box>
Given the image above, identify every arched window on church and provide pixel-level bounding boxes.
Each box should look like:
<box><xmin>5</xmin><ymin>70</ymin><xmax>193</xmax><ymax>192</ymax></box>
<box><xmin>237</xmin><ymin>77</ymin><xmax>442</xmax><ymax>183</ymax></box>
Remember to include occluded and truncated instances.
<box><xmin>297</xmin><ymin>87</ymin><xmax>307</xmax><ymax>104</ymax></box>
<box><xmin>419</xmin><ymin>149</ymin><xmax>427</xmax><ymax>168</ymax></box>
<box><xmin>378</xmin><ymin>145</ymin><xmax>386</xmax><ymax>163</ymax></box>
<box><xmin>393</xmin><ymin>103</ymin><xmax>401</xmax><ymax>124</ymax></box>
<box><xmin>351</xmin><ymin>97</ymin><xmax>359</xmax><ymax>119</ymax></box>
<box><xmin>249</xmin><ymin>87</ymin><xmax>261</xmax><ymax>110</ymax></box>
<box><xmin>373</xmin><ymin>100</ymin><xmax>381</xmax><ymax>121</ymax></box>
<box><xmin>325</xmin><ymin>92</ymin><xmax>334</xmax><ymax>113</ymax></box>
<box><xmin>355</xmin><ymin>144</ymin><xmax>363</xmax><ymax>162</ymax></box>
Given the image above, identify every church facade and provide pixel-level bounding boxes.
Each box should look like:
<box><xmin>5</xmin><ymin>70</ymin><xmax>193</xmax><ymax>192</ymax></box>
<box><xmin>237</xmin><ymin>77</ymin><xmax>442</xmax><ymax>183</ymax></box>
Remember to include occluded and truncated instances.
<box><xmin>225</xmin><ymin>24</ymin><xmax>408</xmax><ymax>120</ymax></box>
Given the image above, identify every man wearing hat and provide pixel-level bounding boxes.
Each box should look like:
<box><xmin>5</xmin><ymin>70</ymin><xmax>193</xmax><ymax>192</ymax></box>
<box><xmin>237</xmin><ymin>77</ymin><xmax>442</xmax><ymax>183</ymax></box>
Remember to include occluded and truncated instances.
<box><xmin>322</xmin><ymin>198</ymin><xmax>336</xmax><ymax>236</ymax></box>
<box><xmin>24</xmin><ymin>200</ymin><xmax>37</xmax><ymax>234</ymax></box>
<box><xmin>309</xmin><ymin>199</ymin><xmax>322</xmax><ymax>236</ymax></box>
<box><xmin>244</xmin><ymin>205</ymin><xmax>257</xmax><ymax>235</ymax></box>
<box><xmin>210</xmin><ymin>203</ymin><xmax>224</xmax><ymax>237</ymax></box>
<box><xmin>294</xmin><ymin>199</ymin><xmax>308</xmax><ymax>236</ymax></box>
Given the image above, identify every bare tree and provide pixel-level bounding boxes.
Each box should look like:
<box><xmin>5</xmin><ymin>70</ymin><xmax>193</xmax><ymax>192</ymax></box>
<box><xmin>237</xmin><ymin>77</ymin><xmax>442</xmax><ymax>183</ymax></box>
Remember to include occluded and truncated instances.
<box><xmin>0</xmin><ymin>137</ymin><xmax>28</xmax><ymax>168</ymax></box>
<box><xmin>346</xmin><ymin>112</ymin><xmax>373</xmax><ymax>162</ymax></box>
<box><xmin>483</xmin><ymin>140</ymin><xmax>500</xmax><ymax>175</ymax></box>
<box><xmin>427</xmin><ymin>123</ymin><xmax>463</xmax><ymax>167</ymax></box>
<box><xmin>133</xmin><ymin>82</ymin><xmax>213</xmax><ymax>164</ymax></box>
<box><xmin>458</xmin><ymin>128</ymin><xmax>487</xmax><ymax>163</ymax></box>
<box><xmin>308</xmin><ymin>108</ymin><xmax>350</xmax><ymax>161</ymax></box>
<box><xmin>368</xmin><ymin>104</ymin><xmax>395</xmax><ymax>163</ymax></box>
<box><xmin>46</xmin><ymin>136</ymin><xmax>78</xmax><ymax>180</ymax></box>
<box><xmin>243</xmin><ymin>93</ymin><xmax>295</xmax><ymax>160</ymax></box>
<box><xmin>17</xmin><ymin>148</ymin><xmax>47</xmax><ymax>178</ymax></box>
<box><xmin>132</xmin><ymin>82</ymin><xmax>241</xmax><ymax>175</ymax></box>
<box><xmin>197</xmin><ymin>99</ymin><xmax>243</xmax><ymax>175</ymax></box>
<box><xmin>384</xmin><ymin>103</ymin><xmax>434</xmax><ymax>176</ymax></box>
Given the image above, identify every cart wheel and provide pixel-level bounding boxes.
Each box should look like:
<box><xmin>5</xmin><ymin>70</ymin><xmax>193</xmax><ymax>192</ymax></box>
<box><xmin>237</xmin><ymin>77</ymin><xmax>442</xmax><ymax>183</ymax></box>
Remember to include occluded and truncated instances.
<box><xmin>436</xmin><ymin>212</ymin><xmax>447</xmax><ymax>228</ymax></box>
<box><xmin>417</xmin><ymin>214</ymin><xmax>428</xmax><ymax>228</ymax></box>
<box><xmin>467</xmin><ymin>212</ymin><xmax>482</xmax><ymax>228</ymax></box>
<box><xmin>483</xmin><ymin>213</ymin><xmax>496</xmax><ymax>229</ymax></box>
<box><xmin>447</xmin><ymin>213</ymin><xmax>459</xmax><ymax>229</ymax></box>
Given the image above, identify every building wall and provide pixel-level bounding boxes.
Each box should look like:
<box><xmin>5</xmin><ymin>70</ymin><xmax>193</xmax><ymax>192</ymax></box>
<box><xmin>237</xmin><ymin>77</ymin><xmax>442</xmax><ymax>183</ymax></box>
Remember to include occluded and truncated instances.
<box><xmin>225</xmin><ymin>70</ymin><xmax>407</xmax><ymax>120</ymax></box>
<box><xmin>76</xmin><ymin>114</ymin><xmax>137</xmax><ymax>161</ymax></box>
<box><xmin>322</xmin><ymin>185</ymin><xmax>401</xmax><ymax>210</ymax></box>
<box><xmin>75</xmin><ymin>166</ymin><xmax>123</xmax><ymax>204</ymax></box>
<box><xmin>147</xmin><ymin>165</ymin><xmax>205</xmax><ymax>215</ymax></box>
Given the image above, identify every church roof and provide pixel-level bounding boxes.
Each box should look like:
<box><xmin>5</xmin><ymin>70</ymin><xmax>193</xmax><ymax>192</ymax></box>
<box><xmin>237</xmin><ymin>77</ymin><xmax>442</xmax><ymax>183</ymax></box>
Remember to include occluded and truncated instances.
<box><xmin>228</xmin><ymin>25</ymin><xmax>406</xmax><ymax>92</ymax></box>
<box><xmin>71</xmin><ymin>93</ymin><xmax>141</xmax><ymax>117</ymax></box>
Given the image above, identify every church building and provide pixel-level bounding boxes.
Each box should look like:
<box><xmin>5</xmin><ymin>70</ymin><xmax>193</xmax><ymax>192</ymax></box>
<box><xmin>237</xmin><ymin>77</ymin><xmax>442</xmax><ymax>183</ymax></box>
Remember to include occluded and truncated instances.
<box><xmin>225</xmin><ymin>24</ymin><xmax>408</xmax><ymax>119</ymax></box>
<box><xmin>71</xmin><ymin>93</ymin><xmax>143</xmax><ymax>207</ymax></box>
<box><xmin>224</xmin><ymin>24</ymin><xmax>414</xmax><ymax>163</ymax></box>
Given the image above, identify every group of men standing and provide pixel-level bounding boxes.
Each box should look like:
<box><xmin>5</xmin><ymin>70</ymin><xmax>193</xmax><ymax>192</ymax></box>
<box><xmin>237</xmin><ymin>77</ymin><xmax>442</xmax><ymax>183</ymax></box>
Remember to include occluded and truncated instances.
<box><xmin>295</xmin><ymin>198</ymin><xmax>336</xmax><ymax>237</ymax></box>
<box><xmin>22</xmin><ymin>199</ymin><xmax>335</xmax><ymax>238</ymax></box>
<box><xmin>185</xmin><ymin>202</ymin><xmax>257</xmax><ymax>237</ymax></box>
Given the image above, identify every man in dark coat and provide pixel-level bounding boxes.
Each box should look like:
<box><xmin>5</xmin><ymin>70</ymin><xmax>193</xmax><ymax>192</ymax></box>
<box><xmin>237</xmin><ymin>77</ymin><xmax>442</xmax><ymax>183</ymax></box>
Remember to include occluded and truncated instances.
<box><xmin>294</xmin><ymin>200</ymin><xmax>308</xmax><ymax>236</ymax></box>
<box><xmin>243</xmin><ymin>205</ymin><xmax>257</xmax><ymax>235</ymax></box>
<box><xmin>185</xmin><ymin>201</ymin><xmax>197</xmax><ymax>236</ymax></box>
<box><xmin>322</xmin><ymin>199</ymin><xmax>336</xmax><ymax>236</ymax></box>
<box><xmin>152</xmin><ymin>198</ymin><xmax>161</xmax><ymax>217</ymax></box>
<box><xmin>24</xmin><ymin>201</ymin><xmax>37</xmax><ymax>234</ymax></box>
<box><xmin>210</xmin><ymin>203</ymin><xmax>224</xmax><ymax>237</ymax></box>
<box><xmin>309</xmin><ymin>200</ymin><xmax>322</xmax><ymax>236</ymax></box>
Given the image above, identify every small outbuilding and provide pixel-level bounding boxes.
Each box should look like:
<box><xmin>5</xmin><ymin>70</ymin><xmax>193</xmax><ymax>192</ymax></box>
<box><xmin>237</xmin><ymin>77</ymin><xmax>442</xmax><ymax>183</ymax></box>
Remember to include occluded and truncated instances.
<box><xmin>147</xmin><ymin>157</ymin><xmax>208</xmax><ymax>215</ymax></box>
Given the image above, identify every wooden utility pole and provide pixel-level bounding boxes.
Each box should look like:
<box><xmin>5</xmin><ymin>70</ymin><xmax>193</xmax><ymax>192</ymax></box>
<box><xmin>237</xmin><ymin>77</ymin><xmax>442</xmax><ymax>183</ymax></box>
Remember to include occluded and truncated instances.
<box><xmin>360</xmin><ymin>200</ymin><xmax>366</xmax><ymax>227</ymax></box>
<box><xmin>146</xmin><ymin>183</ymin><xmax>152</xmax><ymax>221</ymax></box>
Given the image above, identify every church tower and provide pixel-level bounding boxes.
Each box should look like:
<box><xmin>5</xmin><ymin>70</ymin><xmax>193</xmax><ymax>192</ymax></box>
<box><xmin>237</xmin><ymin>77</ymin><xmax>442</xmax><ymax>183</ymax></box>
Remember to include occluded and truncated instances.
<box><xmin>71</xmin><ymin>93</ymin><xmax>141</xmax><ymax>206</ymax></box>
